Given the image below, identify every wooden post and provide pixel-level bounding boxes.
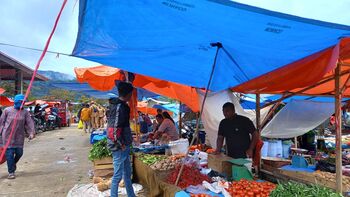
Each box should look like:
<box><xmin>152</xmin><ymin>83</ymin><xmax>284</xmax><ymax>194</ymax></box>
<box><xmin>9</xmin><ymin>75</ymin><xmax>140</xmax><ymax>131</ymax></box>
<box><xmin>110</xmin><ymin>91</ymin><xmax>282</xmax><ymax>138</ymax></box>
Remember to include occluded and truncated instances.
<box><xmin>179</xmin><ymin>102</ymin><xmax>183</xmax><ymax>138</ymax></box>
<box><xmin>196</xmin><ymin>112</ymin><xmax>200</xmax><ymax>145</ymax></box>
<box><xmin>256</xmin><ymin>94</ymin><xmax>261</xmax><ymax>131</ymax></box>
<box><xmin>15</xmin><ymin>69</ymin><xmax>21</xmax><ymax>95</ymax></box>
<box><xmin>256</xmin><ymin>94</ymin><xmax>261</xmax><ymax>173</ymax></box>
<box><xmin>335</xmin><ymin>63</ymin><xmax>343</xmax><ymax>193</ymax></box>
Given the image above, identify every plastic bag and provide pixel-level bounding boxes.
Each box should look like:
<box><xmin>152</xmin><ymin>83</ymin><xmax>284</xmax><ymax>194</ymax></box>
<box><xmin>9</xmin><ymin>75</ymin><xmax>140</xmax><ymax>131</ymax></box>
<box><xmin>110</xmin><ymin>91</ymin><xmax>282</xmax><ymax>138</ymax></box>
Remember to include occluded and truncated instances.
<box><xmin>169</xmin><ymin>139</ymin><xmax>189</xmax><ymax>155</ymax></box>
<box><xmin>78</xmin><ymin>120</ymin><xmax>83</xmax><ymax>129</ymax></box>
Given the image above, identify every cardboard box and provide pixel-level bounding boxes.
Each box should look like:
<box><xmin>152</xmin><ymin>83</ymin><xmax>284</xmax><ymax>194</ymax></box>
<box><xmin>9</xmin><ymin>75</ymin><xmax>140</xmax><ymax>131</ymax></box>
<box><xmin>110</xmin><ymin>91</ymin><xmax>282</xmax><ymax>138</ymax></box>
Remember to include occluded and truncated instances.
<box><xmin>94</xmin><ymin>169</ymin><xmax>114</xmax><ymax>178</ymax></box>
<box><xmin>208</xmin><ymin>154</ymin><xmax>233</xmax><ymax>177</ymax></box>
<box><xmin>93</xmin><ymin>157</ymin><xmax>113</xmax><ymax>166</ymax></box>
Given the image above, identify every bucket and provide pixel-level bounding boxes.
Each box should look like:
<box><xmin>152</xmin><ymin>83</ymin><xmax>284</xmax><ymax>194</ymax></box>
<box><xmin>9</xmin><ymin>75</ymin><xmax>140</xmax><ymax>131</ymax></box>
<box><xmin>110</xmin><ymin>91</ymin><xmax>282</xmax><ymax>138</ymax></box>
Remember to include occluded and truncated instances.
<box><xmin>276</xmin><ymin>140</ymin><xmax>283</xmax><ymax>158</ymax></box>
<box><xmin>282</xmin><ymin>143</ymin><xmax>291</xmax><ymax>159</ymax></box>
<box><xmin>268</xmin><ymin>140</ymin><xmax>277</xmax><ymax>157</ymax></box>
<box><xmin>261</xmin><ymin>141</ymin><xmax>269</xmax><ymax>157</ymax></box>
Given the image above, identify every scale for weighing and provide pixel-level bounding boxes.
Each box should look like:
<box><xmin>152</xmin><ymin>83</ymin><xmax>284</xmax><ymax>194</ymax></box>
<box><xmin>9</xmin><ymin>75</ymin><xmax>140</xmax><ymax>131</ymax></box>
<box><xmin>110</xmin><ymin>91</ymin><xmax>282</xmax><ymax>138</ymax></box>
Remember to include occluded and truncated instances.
<box><xmin>290</xmin><ymin>148</ymin><xmax>309</xmax><ymax>168</ymax></box>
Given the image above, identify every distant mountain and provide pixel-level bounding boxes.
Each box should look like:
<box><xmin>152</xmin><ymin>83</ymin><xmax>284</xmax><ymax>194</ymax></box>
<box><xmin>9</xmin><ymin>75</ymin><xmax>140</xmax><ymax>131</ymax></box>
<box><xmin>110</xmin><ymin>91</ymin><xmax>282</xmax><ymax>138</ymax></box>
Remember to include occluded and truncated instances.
<box><xmin>38</xmin><ymin>70</ymin><xmax>75</xmax><ymax>81</ymax></box>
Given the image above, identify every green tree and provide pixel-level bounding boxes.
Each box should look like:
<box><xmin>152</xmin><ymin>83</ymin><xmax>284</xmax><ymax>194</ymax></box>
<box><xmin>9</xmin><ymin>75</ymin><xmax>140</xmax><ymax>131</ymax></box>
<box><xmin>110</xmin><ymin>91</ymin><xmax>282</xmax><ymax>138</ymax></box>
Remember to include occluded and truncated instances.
<box><xmin>43</xmin><ymin>89</ymin><xmax>77</xmax><ymax>101</ymax></box>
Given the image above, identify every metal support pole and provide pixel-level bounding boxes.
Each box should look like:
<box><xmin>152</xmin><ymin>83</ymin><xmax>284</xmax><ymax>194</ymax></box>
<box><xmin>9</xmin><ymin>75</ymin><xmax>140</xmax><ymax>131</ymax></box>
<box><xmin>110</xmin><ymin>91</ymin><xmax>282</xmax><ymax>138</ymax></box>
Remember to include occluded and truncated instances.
<box><xmin>256</xmin><ymin>94</ymin><xmax>261</xmax><ymax>131</ymax></box>
<box><xmin>20</xmin><ymin>71</ymin><xmax>23</xmax><ymax>94</ymax></box>
<box><xmin>175</xmin><ymin>42</ymin><xmax>222</xmax><ymax>186</ymax></box>
<box><xmin>179</xmin><ymin>102</ymin><xmax>182</xmax><ymax>138</ymax></box>
<box><xmin>256</xmin><ymin>94</ymin><xmax>261</xmax><ymax>173</ymax></box>
<box><xmin>14</xmin><ymin>69</ymin><xmax>20</xmax><ymax>95</ymax></box>
<box><xmin>335</xmin><ymin>63</ymin><xmax>343</xmax><ymax>193</ymax></box>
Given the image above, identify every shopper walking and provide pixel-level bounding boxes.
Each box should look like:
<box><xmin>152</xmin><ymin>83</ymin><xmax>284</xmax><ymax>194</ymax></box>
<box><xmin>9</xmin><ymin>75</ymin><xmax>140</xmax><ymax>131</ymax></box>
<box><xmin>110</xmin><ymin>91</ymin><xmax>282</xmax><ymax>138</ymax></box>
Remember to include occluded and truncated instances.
<box><xmin>0</xmin><ymin>94</ymin><xmax>35</xmax><ymax>179</ymax></box>
<box><xmin>81</xmin><ymin>104</ymin><xmax>92</xmax><ymax>133</ymax></box>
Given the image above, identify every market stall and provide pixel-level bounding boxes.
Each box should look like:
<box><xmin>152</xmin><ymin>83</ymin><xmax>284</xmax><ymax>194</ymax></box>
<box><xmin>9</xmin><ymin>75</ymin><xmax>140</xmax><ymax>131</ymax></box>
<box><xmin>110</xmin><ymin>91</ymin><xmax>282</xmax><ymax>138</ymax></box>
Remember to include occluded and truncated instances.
<box><xmin>133</xmin><ymin>154</ymin><xmax>181</xmax><ymax>197</ymax></box>
<box><xmin>71</xmin><ymin>0</ymin><xmax>350</xmax><ymax>195</ymax></box>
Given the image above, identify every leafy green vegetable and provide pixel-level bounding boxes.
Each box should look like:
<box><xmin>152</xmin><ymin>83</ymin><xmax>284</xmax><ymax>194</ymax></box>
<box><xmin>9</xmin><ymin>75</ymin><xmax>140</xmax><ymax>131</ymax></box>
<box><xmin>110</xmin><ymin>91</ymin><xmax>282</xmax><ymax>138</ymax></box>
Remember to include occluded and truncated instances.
<box><xmin>88</xmin><ymin>138</ymin><xmax>112</xmax><ymax>161</ymax></box>
<box><xmin>138</xmin><ymin>154</ymin><xmax>167</xmax><ymax>165</ymax></box>
<box><xmin>270</xmin><ymin>182</ymin><xmax>343</xmax><ymax>197</ymax></box>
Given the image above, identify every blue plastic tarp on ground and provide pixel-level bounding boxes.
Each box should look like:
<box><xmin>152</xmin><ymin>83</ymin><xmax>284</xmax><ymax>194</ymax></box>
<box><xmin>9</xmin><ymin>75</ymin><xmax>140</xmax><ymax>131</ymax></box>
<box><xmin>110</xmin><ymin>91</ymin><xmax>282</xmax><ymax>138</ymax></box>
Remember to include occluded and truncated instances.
<box><xmin>280</xmin><ymin>165</ymin><xmax>316</xmax><ymax>173</ymax></box>
<box><xmin>73</xmin><ymin>0</ymin><xmax>350</xmax><ymax>92</ymax></box>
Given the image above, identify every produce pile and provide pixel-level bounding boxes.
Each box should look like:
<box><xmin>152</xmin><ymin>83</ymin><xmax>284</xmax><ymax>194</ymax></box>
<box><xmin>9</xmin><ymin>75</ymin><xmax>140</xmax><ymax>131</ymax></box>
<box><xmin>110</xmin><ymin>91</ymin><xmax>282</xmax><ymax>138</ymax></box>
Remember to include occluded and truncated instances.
<box><xmin>93</xmin><ymin>177</ymin><xmax>125</xmax><ymax>191</ymax></box>
<box><xmin>314</xmin><ymin>170</ymin><xmax>350</xmax><ymax>188</ymax></box>
<box><xmin>167</xmin><ymin>164</ymin><xmax>211</xmax><ymax>189</ymax></box>
<box><xmin>270</xmin><ymin>182</ymin><xmax>342</xmax><ymax>197</ymax></box>
<box><xmin>88</xmin><ymin>138</ymin><xmax>112</xmax><ymax>161</ymax></box>
<box><xmin>150</xmin><ymin>154</ymin><xmax>185</xmax><ymax>171</ymax></box>
<box><xmin>226</xmin><ymin>179</ymin><xmax>276</xmax><ymax>197</ymax></box>
<box><xmin>138</xmin><ymin>154</ymin><xmax>167</xmax><ymax>165</ymax></box>
<box><xmin>189</xmin><ymin>144</ymin><xmax>215</xmax><ymax>154</ymax></box>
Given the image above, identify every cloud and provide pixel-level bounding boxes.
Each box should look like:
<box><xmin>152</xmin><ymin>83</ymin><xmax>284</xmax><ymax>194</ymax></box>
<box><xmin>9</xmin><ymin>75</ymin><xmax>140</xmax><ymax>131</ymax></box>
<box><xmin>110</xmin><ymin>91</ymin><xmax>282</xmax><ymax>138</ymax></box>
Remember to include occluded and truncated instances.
<box><xmin>0</xmin><ymin>0</ymin><xmax>97</xmax><ymax>75</ymax></box>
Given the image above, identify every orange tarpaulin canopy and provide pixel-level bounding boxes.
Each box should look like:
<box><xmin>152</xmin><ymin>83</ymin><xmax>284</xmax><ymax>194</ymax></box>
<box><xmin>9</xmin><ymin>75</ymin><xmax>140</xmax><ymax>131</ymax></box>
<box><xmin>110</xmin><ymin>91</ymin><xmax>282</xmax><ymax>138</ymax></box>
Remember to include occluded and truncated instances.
<box><xmin>75</xmin><ymin>66</ymin><xmax>200</xmax><ymax>112</ymax></box>
<box><xmin>0</xmin><ymin>96</ymin><xmax>35</xmax><ymax>107</ymax></box>
<box><xmin>137</xmin><ymin>101</ymin><xmax>158</xmax><ymax>116</ymax></box>
<box><xmin>233</xmin><ymin>38</ymin><xmax>350</xmax><ymax>97</ymax></box>
<box><xmin>0</xmin><ymin>96</ymin><xmax>13</xmax><ymax>107</ymax></box>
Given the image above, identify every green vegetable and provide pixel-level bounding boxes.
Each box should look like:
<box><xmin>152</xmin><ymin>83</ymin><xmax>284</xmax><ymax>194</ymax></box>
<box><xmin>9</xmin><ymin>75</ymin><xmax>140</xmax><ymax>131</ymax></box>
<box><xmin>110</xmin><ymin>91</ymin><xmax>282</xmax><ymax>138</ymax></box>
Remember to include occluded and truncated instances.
<box><xmin>138</xmin><ymin>154</ymin><xmax>167</xmax><ymax>165</ymax></box>
<box><xmin>88</xmin><ymin>138</ymin><xmax>112</xmax><ymax>161</ymax></box>
<box><xmin>270</xmin><ymin>182</ymin><xmax>343</xmax><ymax>197</ymax></box>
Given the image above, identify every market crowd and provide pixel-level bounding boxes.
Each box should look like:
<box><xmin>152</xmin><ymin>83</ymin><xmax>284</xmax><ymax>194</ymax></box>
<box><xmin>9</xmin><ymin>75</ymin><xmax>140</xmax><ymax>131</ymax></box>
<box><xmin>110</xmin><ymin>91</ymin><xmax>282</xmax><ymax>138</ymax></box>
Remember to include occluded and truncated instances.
<box><xmin>77</xmin><ymin>101</ymin><xmax>106</xmax><ymax>133</ymax></box>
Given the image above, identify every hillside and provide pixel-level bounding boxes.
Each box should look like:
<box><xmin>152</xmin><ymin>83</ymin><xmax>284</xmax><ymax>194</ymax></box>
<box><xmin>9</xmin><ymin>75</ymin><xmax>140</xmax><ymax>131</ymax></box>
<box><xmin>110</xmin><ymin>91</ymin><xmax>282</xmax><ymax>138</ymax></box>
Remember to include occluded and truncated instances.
<box><xmin>0</xmin><ymin>70</ymin><xmax>77</xmax><ymax>98</ymax></box>
<box><xmin>38</xmin><ymin>70</ymin><xmax>75</xmax><ymax>81</ymax></box>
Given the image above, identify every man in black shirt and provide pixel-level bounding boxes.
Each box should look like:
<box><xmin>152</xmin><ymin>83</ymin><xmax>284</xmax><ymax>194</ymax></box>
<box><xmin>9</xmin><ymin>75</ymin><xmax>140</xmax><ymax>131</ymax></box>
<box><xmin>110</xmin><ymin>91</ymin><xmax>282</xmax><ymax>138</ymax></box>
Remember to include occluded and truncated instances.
<box><xmin>215</xmin><ymin>102</ymin><xmax>259</xmax><ymax>158</ymax></box>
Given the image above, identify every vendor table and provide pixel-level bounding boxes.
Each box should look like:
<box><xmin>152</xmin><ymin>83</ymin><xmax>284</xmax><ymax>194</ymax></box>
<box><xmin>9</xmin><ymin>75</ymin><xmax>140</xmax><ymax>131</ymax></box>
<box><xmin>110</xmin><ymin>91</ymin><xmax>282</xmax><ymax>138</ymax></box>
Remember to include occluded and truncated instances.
<box><xmin>133</xmin><ymin>154</ymin><xmax>181</xmax><ymax>197</ymax></box>
<box><xmin>261</xmin><ymin>165</ymin><xmax>350</xmax><ymax>193</ymax></box>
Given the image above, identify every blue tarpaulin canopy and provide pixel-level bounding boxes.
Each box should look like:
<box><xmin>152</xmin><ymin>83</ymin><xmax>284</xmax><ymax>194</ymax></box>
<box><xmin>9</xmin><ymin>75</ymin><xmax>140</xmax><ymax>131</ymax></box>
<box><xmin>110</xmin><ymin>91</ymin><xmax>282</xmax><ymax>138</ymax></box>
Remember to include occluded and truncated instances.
<box><xmin>73</xmin><ymin>0</ymin><xmax>350</xmax><ymax>92</ymax></box>
<box><xmin>152</xmin><ymin>103</ymin><xmax>192</xmax><ymax>114</ymax></box>
<box><xmin>51</xmin><ymin>82</ymin><xmax>158</xmax><ymax>100</ymax></box>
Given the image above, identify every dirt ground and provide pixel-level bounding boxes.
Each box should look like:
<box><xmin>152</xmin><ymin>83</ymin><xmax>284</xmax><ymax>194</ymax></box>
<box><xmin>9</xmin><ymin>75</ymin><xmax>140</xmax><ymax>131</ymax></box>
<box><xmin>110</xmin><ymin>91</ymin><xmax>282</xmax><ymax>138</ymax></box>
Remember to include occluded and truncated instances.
<box><xmin>0</xmin><ymin>125</ymin><xmax>148</xmax><ymax>197</ymax></box>
<box><xmin>0</xmin><ymin>125</ymin><xmax>92</xmax><ymax>197</ymax></box>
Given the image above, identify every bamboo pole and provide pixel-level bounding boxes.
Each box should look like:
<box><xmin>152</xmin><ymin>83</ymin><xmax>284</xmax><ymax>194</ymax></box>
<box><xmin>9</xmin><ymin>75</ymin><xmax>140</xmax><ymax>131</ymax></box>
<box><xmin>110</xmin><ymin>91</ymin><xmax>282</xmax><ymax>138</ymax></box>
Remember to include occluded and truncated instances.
<box><xmin>256</xmin><ymin>94</ymin><xmax>261</xmax><ymax>131</ymax></box>
<box><xmin>256</xmin><ymin>94</ymin><xmax>261</xmax><ymax>173</ymax></box>
<box><xmin>260</xmin><ymin>101</ymin><xmax>282</xmax><ymax>129</ymax></box>
<box><xmin>335</xmin><ymin>63</ymin><xmax>343</xmax><ymax>193</ymax></box>
<box><xmin>175</xmin><ymin>42</ymin><xmax>222</xmax><ymax>186</ymax></box>
<box><xmin>179</xmin><ymin>102</ymin><xmax>182</xmax><ymax>138</ymax></box>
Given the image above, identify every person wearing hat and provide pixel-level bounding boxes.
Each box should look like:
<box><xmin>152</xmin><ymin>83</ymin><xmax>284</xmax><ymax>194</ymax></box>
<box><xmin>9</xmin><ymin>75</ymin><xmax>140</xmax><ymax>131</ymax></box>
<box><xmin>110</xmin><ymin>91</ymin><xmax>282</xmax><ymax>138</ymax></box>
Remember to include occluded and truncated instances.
<box><xmin>0</xmin><ymin>94</ymin><xmax>35</xmax><ymax>179</ymax></box>
<box><xmin>107</xmin><ymin>82</ymin><xmax>136</xmax><ymax>197</ymax></box>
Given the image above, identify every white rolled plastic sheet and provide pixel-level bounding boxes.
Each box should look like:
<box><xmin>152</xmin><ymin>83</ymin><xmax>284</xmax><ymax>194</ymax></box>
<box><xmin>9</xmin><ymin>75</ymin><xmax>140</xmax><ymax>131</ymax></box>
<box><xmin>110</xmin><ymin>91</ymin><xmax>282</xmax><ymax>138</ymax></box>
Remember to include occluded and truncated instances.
<box><xmin>261</xmin><ymin>100</ymin><xmax>334</xmax><ymax>139</ymax></box>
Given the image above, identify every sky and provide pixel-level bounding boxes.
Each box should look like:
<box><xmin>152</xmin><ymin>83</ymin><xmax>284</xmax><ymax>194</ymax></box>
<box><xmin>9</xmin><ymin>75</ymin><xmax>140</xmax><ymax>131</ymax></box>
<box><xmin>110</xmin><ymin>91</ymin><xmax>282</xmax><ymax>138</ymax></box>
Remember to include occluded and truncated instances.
<box><xmin>0</xmin><ymin>0</ymin><xmax>350</xmax><ymax>76</ymax></box>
